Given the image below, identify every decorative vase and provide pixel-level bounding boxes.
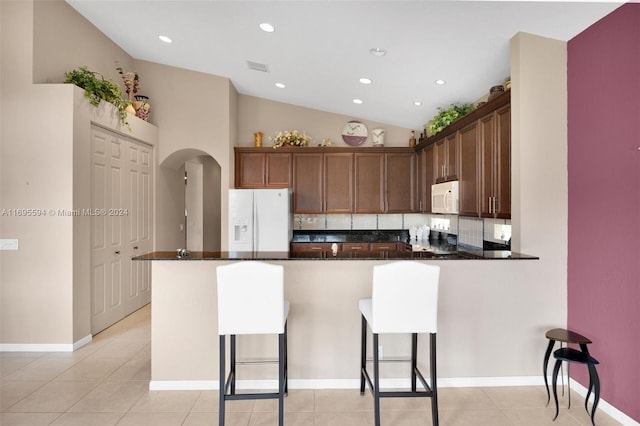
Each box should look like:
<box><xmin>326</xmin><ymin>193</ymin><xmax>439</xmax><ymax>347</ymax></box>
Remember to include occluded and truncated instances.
<box><xmin>372</xmin><ymin>128</ymin><xmax>385</xmax><ymax>147</ymax></box>
<box><xmin>409</xmin><ymin>130</ymin><xmax>417</xmax><ymax>147</ymax></box>
<box><xmin>488</xmin><ymin>85</ymin><xmax>504</xmax><ymax>101</ymax></box>
<box><xmin>254</xmin><ymin>131</ymin><xmax>263</xmax><ymax>147</ymax></box>
<box><xmin>133</xmin><ymin>95</ymin><xmax>150</xmax><ymax>121</ymax></box>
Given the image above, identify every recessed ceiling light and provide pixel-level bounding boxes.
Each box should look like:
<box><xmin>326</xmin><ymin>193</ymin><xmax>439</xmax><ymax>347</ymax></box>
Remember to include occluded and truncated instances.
<box><xmin>414</xmin><ymin>101</ymin><xmax>423</xmax><ymax>106</ymax></box>
<box><xmin>275</xmin><ymin>82</ymin><xmax>286</xmax><ymax>89</ymax></box>
<box><xmin>435</xmin><ymin>79</ymin><xmax>446</xmax><ymax>85</ymax></box>
<box><xmin>158</xmin><ymin>35</ymin><xmax>172</xmax><ymax>43</ymax></box>
<box><xmin>369</xmin><ymin>47</ymin><xmax>387</xmax><ymax>57</ymax></box>
<box><xmin>259</xmin><ymin>23</ymin><xmax>275</xmax><ymax>33</ymax></box>
<box><xmin>353</xmin><ymin>99</ymin><xmax>364</xmax><ymax>104</ymax></box>
<box><xmin>359</xmin><ymin>77</ymin><xmax>372</xmax><ymax>85</ymax></box>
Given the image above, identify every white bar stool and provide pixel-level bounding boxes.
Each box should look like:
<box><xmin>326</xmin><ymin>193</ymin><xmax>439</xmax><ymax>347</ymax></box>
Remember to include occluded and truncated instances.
<box><xmin>216</xmin><ymin>261</ymin><xmax>289</xmax><ymax>426</ymax></box>
<box><xmin>359</xmin><ymin>261</ymin><xmax>440</xmax><ymax>426</ymax></box>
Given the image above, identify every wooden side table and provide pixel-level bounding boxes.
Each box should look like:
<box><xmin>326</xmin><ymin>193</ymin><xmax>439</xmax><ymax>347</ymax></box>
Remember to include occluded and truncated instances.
<box><xmin>552</xmin><ymin>347</ymin><xmax>600</xmax><ymax>426</ymax></box>
<box><xmin>543</xmin><ymin>328</ymin><xmax>592</xmax><ymax>406</ymax></box>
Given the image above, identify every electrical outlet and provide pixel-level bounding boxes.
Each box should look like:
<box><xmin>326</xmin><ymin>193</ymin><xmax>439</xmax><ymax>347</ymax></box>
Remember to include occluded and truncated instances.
<box><xmin>378</xmin><ymin>345</ymin><xmax>383</xmax><ymax>360</ymax></box>
<box><xmin>0</xmin><ymin>239</ymin><xmax>19</xmax><ymax>250</ymax></box>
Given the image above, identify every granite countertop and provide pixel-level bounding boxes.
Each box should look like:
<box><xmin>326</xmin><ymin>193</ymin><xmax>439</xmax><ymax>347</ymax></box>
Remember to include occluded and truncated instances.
<box><xmin>133</xmin><ymin>249</ymin><xmax>538</xmax><ymax>261</ymax></box>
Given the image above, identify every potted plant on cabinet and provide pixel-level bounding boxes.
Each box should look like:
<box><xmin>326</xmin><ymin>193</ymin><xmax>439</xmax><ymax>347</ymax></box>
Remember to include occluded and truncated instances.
<box><xmin>64</xmin><ymin>66</ymin><xmax>129</xmax><ymax>126</ymax></box>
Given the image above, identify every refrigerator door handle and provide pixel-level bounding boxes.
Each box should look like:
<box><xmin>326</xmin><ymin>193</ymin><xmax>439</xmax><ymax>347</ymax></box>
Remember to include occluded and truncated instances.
<box><xmin>253</xmin><ymin>194</ymin><xmax>258</xmax><ymax>251</ymax></box>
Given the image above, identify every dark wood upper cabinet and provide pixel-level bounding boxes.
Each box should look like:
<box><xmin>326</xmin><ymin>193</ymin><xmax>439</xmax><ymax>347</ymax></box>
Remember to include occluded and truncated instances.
<box><xmin>416</xmin><ymin>90</ymin><xmax>511</xmax><ymax>219</ymax></box>
<box><xmin>458</xmin><ymin>121</ymin><xmax>480</xmax><ymax>216</ymax></box>
<box><xmin>478</xmin><ymin>106</ymin><xmax>511</xmax><ymax>218</ymax></box>
<box><xmin>417</xmin><ymin>144</ymin><xmax>435</xmax><ymax>213</ymax></box>
<box><xmin>235</xmin><ymin>151</ymin><xmax>266</xmax><ymax>188</ymax></box>
<box><xmin>434</xmin><ymin>133</ymin><xmax>458</xmax><ymax>183</ymax></box>
<box><xmin>235</xmin><ymin>149</ymin><xmax>291</xmax><ymax>188</ymax></box>
<box><xmin>265</xmin><ymin>152</ymin><xmax>292</xmax><ymax>187</ymax></box>
<box><xmin>324</xmin><ymin>152</ymin><xmax>353</xmax><ymax>213</ymax></box>
<box><xmin>354</xmin><ymin>152</ymin><xmax>385</xmax><ymax>213</ymax></box>
<box><xmin>385</xmin><ymin>152</ymin><xmax>417</xmax><ymax>213</ymax></box>
<box><xmin>293</xmin><ymin>153</ymin><xmax>324</xmax><ymax>213</ymax></box>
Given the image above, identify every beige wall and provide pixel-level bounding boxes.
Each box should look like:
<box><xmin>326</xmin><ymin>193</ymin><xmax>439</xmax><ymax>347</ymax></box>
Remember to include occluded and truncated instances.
<box><xmin>1</xmin><ymin>0</ymin><xmax>158</xmax><ymax>347</ymax></box>
<box><xmin>32</xmin><ymin>0</ymin><xmax>134</xmax><ymax>85</ymax></box>
<box><xmin>238</xmin><ymin>95</ymin><xmax>413</xmax><ymax>148</ymax></box>
<box><xmin>1</xmin><ymin>0</ymin><xmax>76</xmax><ymax>345</ymax></box>
<box><xmin>511</xmin><ymin>32</ymin><xmax>568</xmax><ymax>328</ymax></box>
<box><xmin>133</xmin><ymin>60</ymin><xmax>236</xmax><ymax>251</ymax></box>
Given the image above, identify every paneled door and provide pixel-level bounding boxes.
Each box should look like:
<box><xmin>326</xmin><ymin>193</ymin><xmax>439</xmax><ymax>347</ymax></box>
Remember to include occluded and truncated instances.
<box><xmin>125</xmin><ymin>140</ymin><xmax>153</xmax><ymax>314</ymax></box>
<box><xmin>91</xmin><ymin>127</ymin><xmax>154</xmax><ymax>334</ymax></box>
<box><xmin>90</xmin><ymin>128</ymin><xmax>126</xmax><ymax>334</ymax></box>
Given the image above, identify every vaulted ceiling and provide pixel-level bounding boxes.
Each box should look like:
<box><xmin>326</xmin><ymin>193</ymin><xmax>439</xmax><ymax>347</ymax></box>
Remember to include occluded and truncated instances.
<box><xmin>67</xmin><ymin>1</ymin><xmax>623</xmax><ymax>130</ymax></box>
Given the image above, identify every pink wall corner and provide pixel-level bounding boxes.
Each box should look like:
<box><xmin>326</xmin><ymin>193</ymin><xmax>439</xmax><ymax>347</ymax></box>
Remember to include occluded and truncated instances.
<box><xmin>567</xmin><ymin>3</ymin><xmax>640</xmax><ymax>422</ymax></box>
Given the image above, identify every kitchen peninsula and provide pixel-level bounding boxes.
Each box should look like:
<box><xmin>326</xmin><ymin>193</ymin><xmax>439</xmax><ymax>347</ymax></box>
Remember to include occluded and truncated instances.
<box><xmin>136</xmin><ymin>246</ymin><xmax>539</xmax><ymax>391</ymax></box>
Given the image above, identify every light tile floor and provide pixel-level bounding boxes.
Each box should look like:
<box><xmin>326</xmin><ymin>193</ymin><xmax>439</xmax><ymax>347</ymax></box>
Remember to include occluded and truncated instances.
<box><xmin>1</xmin><ymin>305</ymin><xmax>621</xmax><ymax>426</ymax></box>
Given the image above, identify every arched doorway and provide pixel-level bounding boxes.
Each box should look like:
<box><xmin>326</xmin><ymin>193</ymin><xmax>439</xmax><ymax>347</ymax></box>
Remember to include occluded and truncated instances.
<box><xmin>159</xmin><ymin>149</ymin><xmax>221</xmax><ymax>251</ymax></box>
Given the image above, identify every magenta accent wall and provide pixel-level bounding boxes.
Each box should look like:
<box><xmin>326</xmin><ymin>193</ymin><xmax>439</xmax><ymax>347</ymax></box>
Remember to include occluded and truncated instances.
<box><xmin>567</xmin><ymin>3</ymin><xmax>640</xmax><ymax>422</ymax></box>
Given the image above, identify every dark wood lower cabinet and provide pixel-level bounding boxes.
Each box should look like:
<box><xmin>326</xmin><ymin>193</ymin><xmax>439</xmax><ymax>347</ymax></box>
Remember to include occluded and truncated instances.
<box><xmin>290</xmin><ymin>243</ymin><xmax>336</xmax><ymax>252</ymax></box>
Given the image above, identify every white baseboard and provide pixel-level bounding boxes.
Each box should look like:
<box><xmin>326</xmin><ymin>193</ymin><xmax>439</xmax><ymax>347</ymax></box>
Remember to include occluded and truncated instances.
<box><xmin>570</xmin><ymin>378</ymin><xmax>639</xmax><ymax>426</ymax></box>
<box><xmin>148</xmin><ymin>376</ymin><xmax>638</xmax><ymax>423</ymax></box>
<box><xmin>0</xmin><ymin>334</ymin><xmax>92</xmax><ymax>353</ymax></box>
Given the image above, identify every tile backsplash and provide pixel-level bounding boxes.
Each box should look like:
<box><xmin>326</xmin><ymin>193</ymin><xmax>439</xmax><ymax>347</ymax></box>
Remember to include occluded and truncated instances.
<box><xmin>295</xmin><ymin>213</ymin><xmax>510</xmax><ymax>248</ymax></box>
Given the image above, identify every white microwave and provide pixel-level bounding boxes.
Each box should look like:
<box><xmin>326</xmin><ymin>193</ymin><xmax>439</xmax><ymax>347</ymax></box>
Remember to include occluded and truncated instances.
<box><xmin>431</xmin><ymin>181</ymin><xmax>459</xmax><ymax>214</ymax></box>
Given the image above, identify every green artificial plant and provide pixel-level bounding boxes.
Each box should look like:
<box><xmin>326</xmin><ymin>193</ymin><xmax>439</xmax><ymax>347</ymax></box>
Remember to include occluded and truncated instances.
<box><xmin>427</xmin><ymin>103</ymin><xmax>474</xmax><ymax>136</ymax></box>
<box><xmin>64</xmin><ymin>66</ymin><xmax>129</xmax><ymax>126</ymax></box>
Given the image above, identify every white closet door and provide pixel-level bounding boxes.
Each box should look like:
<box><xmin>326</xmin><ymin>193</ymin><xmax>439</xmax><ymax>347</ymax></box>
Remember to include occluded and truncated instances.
<box><xmin>90</xmin><ymin>128</ymin><xmax>126</xmax><ymax>334</ymax></box>
<box><xmin>91</xmin><ymin>127</ymin><xmax>154</xmax><ymax>333</ymax></box>
<box><xmin>125</xmin><ymin>140</ymin><xmax>154</xmax><ymax>313</ymax></box>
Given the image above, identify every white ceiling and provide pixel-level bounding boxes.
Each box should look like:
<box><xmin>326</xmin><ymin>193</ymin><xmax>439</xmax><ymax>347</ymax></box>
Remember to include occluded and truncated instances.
<box><xmin>66</xmin><ymin>1</ymin><xmax>623</xmax><ymax>130</ymax></box>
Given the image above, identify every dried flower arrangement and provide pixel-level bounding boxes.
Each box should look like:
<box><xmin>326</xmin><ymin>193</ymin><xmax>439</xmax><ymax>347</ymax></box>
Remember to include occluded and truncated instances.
<box><xmin>270</xmin><ymin>130</ymin><xmax>311</xmax><ymax>149</ymax></box>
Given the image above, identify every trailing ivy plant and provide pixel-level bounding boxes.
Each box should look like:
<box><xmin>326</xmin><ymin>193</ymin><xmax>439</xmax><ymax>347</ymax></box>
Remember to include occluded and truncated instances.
<box><xmin>64</xmin><ymin>66</ymin><xmax>129</xmax><ymax>126</ymax></box>
<box><xmin>427</xmin><ymin>103</ymin><xmax>474</xmax><ymax>136</ymax></box>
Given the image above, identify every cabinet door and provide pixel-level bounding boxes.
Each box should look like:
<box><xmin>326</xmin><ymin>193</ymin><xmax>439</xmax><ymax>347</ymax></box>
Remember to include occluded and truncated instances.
<box><xmin>354</xmin><ymin>153</ymin><xmax>385</xmax><ymax>213</ymax></box>
<box><xmin>265</xmin><ymin>152</ymin><xmax>292</xmax><ymax>188</ymax></box>
<box><xmin>495</xmin><ymin>105</ymin><xmax>511</xmax><ymax>218</ymax></box>
<box><xmin>386</xmin><ymin>152</ymin><xmax>417</xmax><ymax>213</ymax></box>
<box><xmin>417</xmin><ymin>145</ymin><xmax>435</xmax><ymax>212</ymax></box>
<box><xmin>370</xmin><ymin>242</ymin><xmax>403</xmax><ymax>251</ymax></box>
<box><xmin>293</xmin><ymin>153</ymin><xmax>323</xmax><ymax>213</ymax></box>
<box><xmin>236</xmin><ymin>152</ymin><xmax>265</xmax><ymax>188</ymax></box>
<box><xmin>434</xmin><ymin>138</ymin><xmax>446</xmax><ymax>182</ymax></box>
<box><xmin>324</xmin><ymin>153</ymin><xmax>353</xmax><ymax>213</ymax></box>
<box><xmin>290</xmin><ymin>242</ymin><xmax>335</xmax><ymax>252</ymax></box>
<box><xmin>343</xmin><ymin>242</ymin><xmax>369</xmax><ymax>251</ymax></box>
<box><xmin>480</xmin><ymin>112</ymin><xmax>496</xmax><ymax>217</ymax></box>
<box><xmin>458</xmin><ymin>121</ymin><xmax>480</xmax><ymax>216</ymax></box>
<box><xmin>444</xmin><ymin>133</ymin><xmax>458</xmax><ymax>181</ymax></box>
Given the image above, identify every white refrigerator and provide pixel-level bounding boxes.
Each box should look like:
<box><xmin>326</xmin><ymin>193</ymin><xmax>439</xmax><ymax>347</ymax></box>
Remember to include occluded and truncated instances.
<box><xmin>228</xmin><ymin>188</ymin><xmax>292</xmax><ymax>252</ymax></box>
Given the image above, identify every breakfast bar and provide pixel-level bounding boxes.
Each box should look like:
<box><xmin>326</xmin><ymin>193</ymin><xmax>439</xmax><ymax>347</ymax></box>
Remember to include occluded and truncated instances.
<box><xmin>136</xmin><ymin>250</ymin><xmax>541</xmax><ymax>391</ymax></box>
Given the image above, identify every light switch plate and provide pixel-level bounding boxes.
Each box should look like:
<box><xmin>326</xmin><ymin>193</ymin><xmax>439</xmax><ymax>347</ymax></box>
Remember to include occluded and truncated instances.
<box><xmin>0</xmin><ymin>239</ymin><xmax>19</xmax><ymax>250</ymax></box>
